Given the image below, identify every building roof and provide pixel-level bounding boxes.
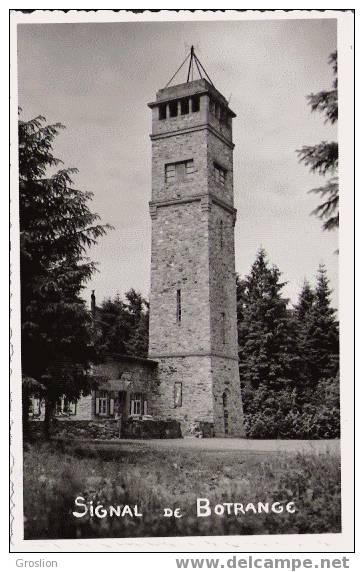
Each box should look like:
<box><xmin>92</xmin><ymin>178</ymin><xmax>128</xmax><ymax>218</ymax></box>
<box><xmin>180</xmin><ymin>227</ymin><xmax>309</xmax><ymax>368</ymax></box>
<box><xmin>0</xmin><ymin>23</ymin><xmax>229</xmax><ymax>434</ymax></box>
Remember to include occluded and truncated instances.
<box><xmin>103</xmin><ymin>353</ymin><xmax>158</xmax><ymax>368</ymax></box>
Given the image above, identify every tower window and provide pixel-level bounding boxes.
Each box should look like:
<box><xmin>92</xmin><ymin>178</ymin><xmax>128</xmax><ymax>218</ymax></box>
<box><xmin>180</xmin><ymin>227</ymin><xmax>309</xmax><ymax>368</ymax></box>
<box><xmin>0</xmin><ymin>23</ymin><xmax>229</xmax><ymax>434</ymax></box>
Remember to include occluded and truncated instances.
<box><xmin>165</xmin><ymin>160</ymin><xmax>194</xmax><ymax>183</ymax></box>
<box><xmin>185</xmin><ymin>159</ymin><xmax>194</xmax><ymax>174</ymax></box>
<box><xmin>165</xmin><ymin>163</ymin><xmax>176</xmax><ymax>183</ymax></box>
<box><xmin>169</xmin><ymin>100</ymin><xmax>178</xmax><ymax>117</ymax></box>
<box><xmin>214</xmin><ymin>163</ymin><xmax>227</xmax><ymax>186</ymax></box>
<box><xmin>176</xmin><ymin>289</ymin><xmax>181</xmax><ymax>323</ymax></box>
<box><xmin>159</xmin><ymin>104</ymin><xmax>167</xmax><ymax>120</ymax></box>
<box><xmin>209</xmin><ymin>97</ymin><xmax>215</xmax><ymax>114</ymax></box>
<box><xmin>191</xmin><ymin>95</ymin><xmax>200</xmax><ymax>112</ymax></box>
<box><xmin>221</xmin><ymin>312</ymin><xmax>226</xmax><ymax>344</ymax></box>
<box><xmin>180</xmin><ymin>98</ymin><xmax>189</xmax><ymax>115</ymax></box>
<box><xmin>219</xmin><ymin>220</ymin><xmax>224</xmax><ymax>249</ymax></box>
<box><xmin>174</xmin><ymin>382</ymin><xmax>182</xmax><ymax>408</ymax></box>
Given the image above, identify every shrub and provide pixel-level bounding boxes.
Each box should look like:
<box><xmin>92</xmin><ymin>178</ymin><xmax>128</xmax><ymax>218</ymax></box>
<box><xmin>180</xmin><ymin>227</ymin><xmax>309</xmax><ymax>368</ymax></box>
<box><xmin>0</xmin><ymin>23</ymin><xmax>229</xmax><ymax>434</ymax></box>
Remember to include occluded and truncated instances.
<box><xmin>242</xmin><ymin>376</ymin><xmax>340</xmax><ymax>439</ymax></box>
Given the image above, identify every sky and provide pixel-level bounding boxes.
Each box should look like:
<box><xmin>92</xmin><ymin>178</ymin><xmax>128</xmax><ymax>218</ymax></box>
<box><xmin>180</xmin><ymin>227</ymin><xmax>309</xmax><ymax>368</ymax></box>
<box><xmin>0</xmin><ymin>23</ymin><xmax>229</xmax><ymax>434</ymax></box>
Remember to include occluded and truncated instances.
<box><xmin>17</xmin><ymin>18</ymin><xmax>338</xmax><ymax>309</ymax></box>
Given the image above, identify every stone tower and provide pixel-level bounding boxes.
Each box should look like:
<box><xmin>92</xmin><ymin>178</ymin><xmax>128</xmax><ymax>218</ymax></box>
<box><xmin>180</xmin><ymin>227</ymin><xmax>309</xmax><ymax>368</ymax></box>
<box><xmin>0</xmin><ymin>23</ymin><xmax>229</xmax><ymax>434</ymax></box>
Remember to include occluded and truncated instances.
<box><xmin>147</xmin><ymin>56</ymin><xmax>244</xmax><ymax>437</ymax></box>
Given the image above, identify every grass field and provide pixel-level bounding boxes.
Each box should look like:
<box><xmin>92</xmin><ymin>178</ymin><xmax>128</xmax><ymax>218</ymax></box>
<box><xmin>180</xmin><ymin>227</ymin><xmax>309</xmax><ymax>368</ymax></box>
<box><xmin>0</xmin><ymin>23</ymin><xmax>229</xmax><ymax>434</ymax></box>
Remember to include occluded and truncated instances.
<box><xmin>23</xmin><ymin>440</ymin><xmax>341</xmax><ymax>539</ymax></box>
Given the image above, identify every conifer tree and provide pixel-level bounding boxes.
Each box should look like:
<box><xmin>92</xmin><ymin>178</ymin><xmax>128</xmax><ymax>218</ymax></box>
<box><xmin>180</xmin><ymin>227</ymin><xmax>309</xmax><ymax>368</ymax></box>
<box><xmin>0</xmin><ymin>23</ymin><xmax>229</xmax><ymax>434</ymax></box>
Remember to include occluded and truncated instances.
<box><xmin>19</xmin><ymin>114</ymin><xmax>111</xmax><ymax>437</ymax></box>
<box><xmin>237</xmin><ymin>249</ymin><xmax>298</xmax><ymax>392</ymax></box>
<box><xmin>297</xmin><ymin>51</ymin><xmax>338</xmax><ymax>231</ymax></box>
<box><xmin>308</xmin><ymin>264</ymin><xmax>339</xmax><ymax>384</ymax></box>
<box><xmin>294</xmin><ymin>266</ymin><xmax>339</xmax><ymax>393</ymax></box>
<box><xmin>293</xmin><ymin>279</ymin><xmax>316</xmax><ymax>394</ymax></box>
<box><xmin>96</xmin><ymin>289</ymin><xmax>149</xmax><ymax>358</ymax></box>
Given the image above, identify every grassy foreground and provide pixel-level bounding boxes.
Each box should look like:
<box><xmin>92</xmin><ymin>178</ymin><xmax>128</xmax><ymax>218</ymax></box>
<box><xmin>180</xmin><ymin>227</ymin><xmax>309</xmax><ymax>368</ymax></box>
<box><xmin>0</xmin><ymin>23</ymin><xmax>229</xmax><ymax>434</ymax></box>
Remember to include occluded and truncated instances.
<box><xmin>23</xmin><ymin>440</ymin><xmax>341</xmax><ymax>539</ymax></box>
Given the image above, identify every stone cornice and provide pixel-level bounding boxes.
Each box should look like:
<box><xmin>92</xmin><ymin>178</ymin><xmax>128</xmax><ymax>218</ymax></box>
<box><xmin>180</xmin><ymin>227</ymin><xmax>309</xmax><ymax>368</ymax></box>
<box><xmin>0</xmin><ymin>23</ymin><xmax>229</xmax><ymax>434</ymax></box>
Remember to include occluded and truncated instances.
<box><xmin>150</xmin><ymin>123</ymin><xmax>235</xmax><ymax>150</ymax></box>
<box><xmin>148</xmin><ymin>351</ymin><xmax>239</xmax><ymax>362</ymax></box>
<box><xmin>149</xmin><ymin>193</ymin><xmax>237</xmax><ymax>217</ymax></box>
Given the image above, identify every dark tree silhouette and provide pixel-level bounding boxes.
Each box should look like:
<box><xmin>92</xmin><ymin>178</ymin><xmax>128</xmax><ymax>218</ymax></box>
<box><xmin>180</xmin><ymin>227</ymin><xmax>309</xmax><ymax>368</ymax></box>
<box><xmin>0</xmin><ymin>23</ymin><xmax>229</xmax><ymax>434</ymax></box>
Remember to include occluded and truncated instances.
<box><xmin>19</xmin><ymin>113</ymin><xmax>112</xmax><ymax>437</ymax></box>
<box><xmin>297</xmin><ymin>52</ymin><xmax>338</xmax><ymax>231</ymax></box>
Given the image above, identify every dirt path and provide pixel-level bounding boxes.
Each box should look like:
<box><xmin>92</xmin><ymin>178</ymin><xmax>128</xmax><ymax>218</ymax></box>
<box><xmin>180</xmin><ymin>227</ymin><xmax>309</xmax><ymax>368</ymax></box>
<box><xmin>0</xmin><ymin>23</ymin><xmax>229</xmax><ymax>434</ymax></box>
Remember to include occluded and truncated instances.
<box><xmin>91</xmin><ymin>438</ymin><xmax>340</xmax><ymax>455</ymax></box>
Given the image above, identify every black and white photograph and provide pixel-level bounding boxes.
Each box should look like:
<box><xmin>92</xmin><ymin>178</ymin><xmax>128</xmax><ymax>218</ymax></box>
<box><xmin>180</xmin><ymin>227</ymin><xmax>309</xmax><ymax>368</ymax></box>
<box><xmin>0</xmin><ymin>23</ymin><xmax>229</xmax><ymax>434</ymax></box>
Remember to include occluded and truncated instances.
<box><xmin>9</xmin><ymin>10</ymin><xmax>354</xmax><ymax>553</ymax></box>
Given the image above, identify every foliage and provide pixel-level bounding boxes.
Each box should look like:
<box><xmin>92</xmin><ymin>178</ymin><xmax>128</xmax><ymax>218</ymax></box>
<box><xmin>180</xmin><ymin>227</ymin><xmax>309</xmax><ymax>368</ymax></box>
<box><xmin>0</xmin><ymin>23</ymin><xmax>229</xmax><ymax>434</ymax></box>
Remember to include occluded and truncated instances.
<box><xmin>23</xmin><ymin>441</ymin><xmax>341</xmax><ymax>539</ymax></box>
<box><xmin>19</xmin><ymin>114</ymin><xmax>111</xmax><ymax>435</ymax></box>
<box><xmin>297</xmin><ymin>51</ymin><xmax>339</xmax><ymax>231</ymax></box>
<box><xmin>295</xmin><ymin>265</ymin><xmax>339</xmax><ymax>389</ymax></box>
<box><xmin>94</xmin><ymin>289</ymin><xmax>149</xmax><ymax>358</ymax></box>
<box><xmin>237</xmin><ymin>249</ymin><xmax>299</xmax><ymax>392</ymax></box>
<box><xmin>238</xmin><ymin>251</ymin><xmax>340</xmax><ymax>439</ymax></box>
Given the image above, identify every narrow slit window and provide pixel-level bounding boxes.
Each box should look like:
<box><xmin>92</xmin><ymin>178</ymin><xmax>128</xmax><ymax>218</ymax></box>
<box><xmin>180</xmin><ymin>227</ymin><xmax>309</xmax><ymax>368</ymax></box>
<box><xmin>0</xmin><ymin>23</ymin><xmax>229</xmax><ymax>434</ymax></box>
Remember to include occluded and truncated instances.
<box><xmin>221</xmin><ymin>312</ymin><xmax>226</xmax><ymax>345</ymax></box>
<box><xmin>174</xmin><ymin>382</ymin><xmax>182</xmax><ymax>408</ymax></box>
<box><xmin>176</xmin><ymin>289</ymin><xmax>182</xmax><ymax>323</ymax></box>
<box><xmin>220</xmin><ymin>220</ymin><xmax>223</xmax><ymax>248</ymax></box>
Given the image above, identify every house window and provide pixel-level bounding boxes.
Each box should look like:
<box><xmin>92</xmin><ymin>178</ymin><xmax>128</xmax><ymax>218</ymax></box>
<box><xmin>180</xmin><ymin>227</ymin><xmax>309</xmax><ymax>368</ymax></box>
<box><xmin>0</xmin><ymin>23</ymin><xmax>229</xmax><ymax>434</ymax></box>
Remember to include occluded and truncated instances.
<box><xmin>176</xmin><ymin>289</ymin><xmax>182</xmax><ymax>323</ymax></box>
<box><xmin>56</xmin><ymin>396</ymin><xmax>77</xmax><ymax>416</ymax></box>
<box><xmin>180</xmin><ymin>97</ymin><xmax>189</xmax><ymax>115</ymax></box>
<box><xmin>174</xmin><ymin>382</ymin><xmax>182</xmax><ymax>408</ymax></box>
<box><xmin>191</xmin><ymin>95</ymin><xmax>200</xmax><ymax>112</ymax></box>
<box><xmin>159</xmin><ymin>103</ymin><xmax>167</xmax><ymax>120</ymax></box>
<box><xmin>95</xmin><ymin>391</ymin><xmax>114</xmax><ymax>417</ymax></box>
<box><xmin>29</xmin><ymin>398</ymin><xmax>41</xmax><ymax>418</ymax></box>
<box><xmin>99</xmin><ymin>392</ymin><xmax>109</xmax><ymax>416</ymax></box>
<box><xmin>214</xmin><ymin>162</ymin><xmax>227</xmax><ymax>186</ymax></box>
<box><xmin>130</xmin><ymin>393</ymin><xmax>147</xmax><ymax>416</ymax></box>
<box><xmin>165</xmin><ymin>160</ymin><xmax>194</xmax><ymax>184</ymax></box>
<box><xmin>63</xmin><ymin>398</ymin><xmax>77</xmax><ymax>415</ymax></box>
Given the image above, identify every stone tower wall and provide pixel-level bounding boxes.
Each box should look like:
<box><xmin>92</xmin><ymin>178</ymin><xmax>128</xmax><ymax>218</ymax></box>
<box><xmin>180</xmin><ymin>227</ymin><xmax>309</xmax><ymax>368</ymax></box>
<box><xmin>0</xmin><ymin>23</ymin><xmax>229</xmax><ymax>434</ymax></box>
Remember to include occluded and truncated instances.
<box><xmin>149</xmin><ymin>356</ymin><xmax>214</xmax><ymax>434</ymax></box>
<box><xmin>148</xmin><ymin>78</ymin><xmax>244</xmax><ymax>436</ymax></box>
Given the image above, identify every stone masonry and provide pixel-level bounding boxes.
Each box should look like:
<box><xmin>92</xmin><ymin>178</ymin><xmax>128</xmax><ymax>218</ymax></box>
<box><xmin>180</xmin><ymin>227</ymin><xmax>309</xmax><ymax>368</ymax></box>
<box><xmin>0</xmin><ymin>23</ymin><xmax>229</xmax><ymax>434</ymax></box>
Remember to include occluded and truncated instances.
<box><xmin>147</xmin><ymin>78</ymin><xmax>244</xmax><ymax>436</ymax></box>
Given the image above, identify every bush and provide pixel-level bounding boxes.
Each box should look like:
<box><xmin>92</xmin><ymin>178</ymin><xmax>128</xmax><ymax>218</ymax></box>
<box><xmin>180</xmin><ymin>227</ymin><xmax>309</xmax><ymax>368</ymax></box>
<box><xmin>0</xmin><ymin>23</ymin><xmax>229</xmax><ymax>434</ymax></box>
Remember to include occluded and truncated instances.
<box><xmin>242</xmin><ymin>376</ymin><xmax>340</xmax><ymax>439</ymax></box>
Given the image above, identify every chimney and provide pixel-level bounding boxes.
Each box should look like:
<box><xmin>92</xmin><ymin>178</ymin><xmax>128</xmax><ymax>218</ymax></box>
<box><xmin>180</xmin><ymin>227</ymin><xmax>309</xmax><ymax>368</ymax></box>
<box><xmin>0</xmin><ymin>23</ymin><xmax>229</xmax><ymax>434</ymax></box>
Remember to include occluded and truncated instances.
<box><xmin>91</xmin><ymin>290</ymin><xmax>96</xmax><ymax>318</ymax></box>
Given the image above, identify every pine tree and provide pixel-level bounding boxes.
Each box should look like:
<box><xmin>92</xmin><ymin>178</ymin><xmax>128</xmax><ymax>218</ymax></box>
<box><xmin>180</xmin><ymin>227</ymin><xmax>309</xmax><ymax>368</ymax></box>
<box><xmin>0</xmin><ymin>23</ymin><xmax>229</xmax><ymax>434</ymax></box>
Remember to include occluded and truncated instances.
<box><xmin>308</xmin><ymin>265</ymin><xmax>339</xmax><ymax>383</ymax></box>
<box><xmin>297</xmin><ymin>51</ymin><xmax>338</xmax><ymax>231</ymax></box>
<box><xmin>19</xmin><ymin>114</ymin><xmax>111</xmax><ymax>437</ymax></box>
<box><xmin>96</xmin><ymin>290</ymin><xmax>149</xmax><ymax>358</ymax></box>
<box><xmin>237</xmin><ymin>249</ymin><xmax>298</xmax><ymax>393</ymax></box>
<box><xmin>294</xmin><ymin>265</ymin><xmax>339</xmax><ymax>395</ymax></box>
<box><xmin>293</xmin><ymin>279</ymin><xmax>316</xmax><ymax>394</ymax></box>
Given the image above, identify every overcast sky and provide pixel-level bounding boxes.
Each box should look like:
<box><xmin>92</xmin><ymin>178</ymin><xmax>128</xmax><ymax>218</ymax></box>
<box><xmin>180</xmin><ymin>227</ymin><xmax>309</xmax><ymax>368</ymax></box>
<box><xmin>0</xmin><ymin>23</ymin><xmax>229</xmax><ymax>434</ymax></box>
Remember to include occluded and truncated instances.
<box><xmin>17</xmin><ymin>18</ymin><xmax>338</xmax><ymax>309</ymax></box>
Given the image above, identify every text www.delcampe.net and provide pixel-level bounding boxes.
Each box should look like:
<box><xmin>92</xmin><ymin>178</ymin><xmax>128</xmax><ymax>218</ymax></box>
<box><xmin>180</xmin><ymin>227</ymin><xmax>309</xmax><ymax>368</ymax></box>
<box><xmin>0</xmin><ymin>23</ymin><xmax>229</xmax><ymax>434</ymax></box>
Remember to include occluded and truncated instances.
<box><xmin>175</xmin><ymin>556</ymin><xmax>351</xmax><ymax>570</ymax></box>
